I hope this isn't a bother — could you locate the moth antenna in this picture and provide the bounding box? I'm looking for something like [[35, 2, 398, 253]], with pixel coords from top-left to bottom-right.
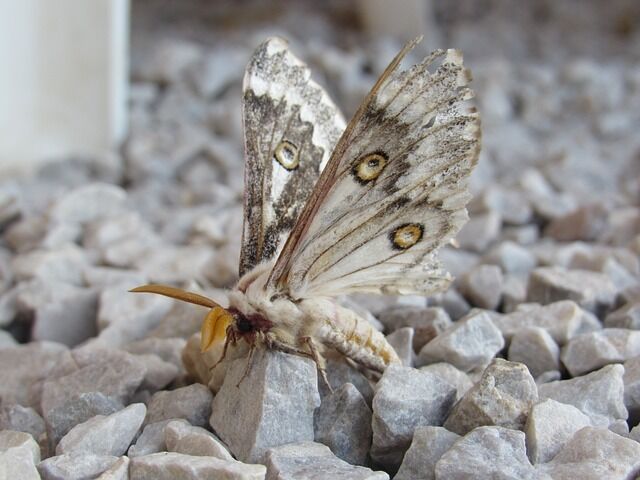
[[130, 284, 222, 309], [236, 345, 257, 388]]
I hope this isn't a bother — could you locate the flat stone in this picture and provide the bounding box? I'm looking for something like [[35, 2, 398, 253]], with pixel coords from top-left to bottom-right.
[[419, 363, 473, 401], [482, 241, 537, 275], [83, 266, 147, 289], [444, 359, 538, 435], [0, 329, 17, 348], [623, 355, 640, 423], [536, 370, 562, 384], [539, 427, 640, 479], [473, 185, 533, 225], [265, 441, 388, 480], [433, 288, 471, 320], [385, 327, 414, 366], [49, 183, 127, 225], [165, 420, 233, 461], [44, 392, 125, 450], [394, 426, 459, 480], [417, 310, 505, 372], [56, 403, 146, 456], [0, 341, 70, 408], [456, 211, 502, 252], [210, 349, 320, 463], [527, 267, 617, 315], [435, 427, 542, 480], [502, 225, 539, 245], [314, 383, 372, 466], [609, 419, 629, 436], [187, 47, 246, 98], [525, 399, 592, 464], [629, 423, 640, 443], [605, 301, 640, 329], [319, 356, 374, 405], [0, 431, 40, 480], [0, 404, 46, 442], [11, 245, 89, 285], [38, 453, 119, 480], [135, 353, 180, 392], [129, 452, 266, 480], [96, 456, 129, 480], [544, 204, 609, 242], [137, 245, 215, 285], [129, 420, 188, 458], [371, 365, 456, 470], [508, 327, 560, 378], [439, 247, 480, 279], [378, 306, 452, 352], [458, 264, 504, 310], [123, 337, 187, 371], [501, 274, 528, 313], [538, 364, 627, 426], [493, 300, 600, 344], [561, 329, 640, 376], [146, 384, 212, 427]]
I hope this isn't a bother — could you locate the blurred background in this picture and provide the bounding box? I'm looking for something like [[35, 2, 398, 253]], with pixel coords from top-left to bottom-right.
[[0, 0, 638, 345]]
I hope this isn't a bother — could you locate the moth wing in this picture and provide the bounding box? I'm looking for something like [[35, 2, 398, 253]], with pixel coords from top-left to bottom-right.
[[240, 37, 346, 277], [268, 40, 480, 298]]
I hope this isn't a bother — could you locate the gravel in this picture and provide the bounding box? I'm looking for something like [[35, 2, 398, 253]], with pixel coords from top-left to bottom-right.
[[1, 2, 638, 477]]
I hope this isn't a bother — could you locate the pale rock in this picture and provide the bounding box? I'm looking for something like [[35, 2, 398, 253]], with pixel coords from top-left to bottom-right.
[[187, 47, 247, 98], [12, 245, 89, 286], [544, 204, 609, 242], [501, 274, 528, 313], [128, 420, 188, 458], [314, 383, 372, 466], [623, 355, 640, 423], [0, 288, 18, 327], [438, 247, 480, 280], [39, 220, 82, 249], [524, 399, 592, 464], [394, 426, 459, 480], [137, 245, 215, 285], [135, 39, 203, 84], [135, 353, 180, 391], [265, 441, 388, 480], [458, 264, 503, 310], [444, 359, 538, 435], [606, 301, 640, 329], [385, 327, 414, 366], [456, 211, 502, 252], [96, 456, 129, 480], [56, 403, 146, 456], [102, 234, 164, 270], [527, 266, 617, 315], [0, 405, 45, 442], [4, 217, 48, 253], [433, 288, 471, 320], [539, 427, 640, 480], [508, 327, 560, 378], [0, 329, 17, 348], [0, 431, 40, 480], [435, 427, 543, 480], [49, 183, 127, 225], [165, 420, 233, 461], [83, 266, 147, 289], [210, 350, 320, 463], [419, 363, 473, 401], [318, 356, 374, 405], [538, 364, 627, 426], [629, 423, 640, 443], [561, 329, 640, 376], [83, 212, 149, 252], [37, 453, 119, 480], [502, 224, 539, 245], [371, 365, 456, 470], [472, 185, 533, 225], [609, 419, 630, 436], [493, 300, 600, 344], [482, 241, 537, 275], [378, 306, 452, 352], [146, 384, 213, 427], [417, 310, 504, 372], [124, 337, 187, 371]]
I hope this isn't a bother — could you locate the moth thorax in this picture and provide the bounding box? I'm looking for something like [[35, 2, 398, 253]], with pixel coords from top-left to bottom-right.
[[228, 307, 274, 338]]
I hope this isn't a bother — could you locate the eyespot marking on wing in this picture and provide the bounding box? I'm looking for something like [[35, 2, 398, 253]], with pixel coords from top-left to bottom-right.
[[274, 140, 300, 170], [352, 152, 388, 184], [390, 223, 424, 250]]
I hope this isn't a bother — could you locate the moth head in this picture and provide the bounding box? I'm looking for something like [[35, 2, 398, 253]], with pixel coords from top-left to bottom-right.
[[129, 284, 232, 353]]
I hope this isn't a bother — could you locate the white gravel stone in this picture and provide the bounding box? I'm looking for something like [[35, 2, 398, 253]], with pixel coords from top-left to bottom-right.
[[508, 327, 560, 378], [538, 427, 640, 479], [394, 426, 459, 480], [473, 185, 533, 225], [11, 245, 89, 286], [165, 420, 234, 461], [0, 405, 45, 442], [187, 47, 247, 98], [434, 288, 471, 320], [527, 266, 617, 315], [420, 363, 473, 403], [319, 356, 374, 405], [314, 383, 372, 466], [458, 264, 504, 310], [265, 441, 388, 480], [49, 183, 127, 225], [538, 364, 627, 426], [605, 301, 640, 329], [482, 241, 537, 275], [371, 365, 456, 470], [435, 427, 543, 480], [493, 300, 600, 344], [385, 327, 414, 366], [146, 384, 213, 427], [56, 403, 146, 456], [378, 306, 452, 352], [623, 355, 640, 423], [134, 353, 180, 392], [561, 328, 640, 376], [417, 310, 505, 372], [123, 337, 187, 371], [524, 399, 592, 464], [210, 350, 320, 463], [456, 211, 502, 252], [129, 452, 266, 480], [128, 419, 188, 458], [96, 456, 129, 480], [0, 431, 40, 480], [38, 453, 119, 480], [444, 359, 538, 435], [544, 204, 609, 242]]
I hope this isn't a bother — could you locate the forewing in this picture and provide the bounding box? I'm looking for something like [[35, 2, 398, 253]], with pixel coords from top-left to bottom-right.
[[268, 42, 480, 298], [240, 37, 346, 277]]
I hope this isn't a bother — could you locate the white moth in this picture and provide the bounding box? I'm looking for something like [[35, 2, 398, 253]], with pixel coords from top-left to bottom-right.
[[132, 37, 480, 377]]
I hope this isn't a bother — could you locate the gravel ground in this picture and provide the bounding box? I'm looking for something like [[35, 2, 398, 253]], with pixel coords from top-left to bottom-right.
[[1, 1, 640, 479]]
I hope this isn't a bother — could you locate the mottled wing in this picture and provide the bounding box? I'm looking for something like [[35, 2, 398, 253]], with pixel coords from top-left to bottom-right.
[[268, 41, 480, 298], [240, 37, 346, 277]]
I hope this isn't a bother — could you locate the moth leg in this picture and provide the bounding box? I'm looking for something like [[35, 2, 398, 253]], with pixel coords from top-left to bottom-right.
[[266, 336, 314, 360], [302, 336, 332, 393], [209, 327, 236, 372], [236, 344, 257, 388]]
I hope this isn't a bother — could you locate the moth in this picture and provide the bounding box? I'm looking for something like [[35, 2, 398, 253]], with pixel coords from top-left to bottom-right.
[[132, 37, 480, 378]]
